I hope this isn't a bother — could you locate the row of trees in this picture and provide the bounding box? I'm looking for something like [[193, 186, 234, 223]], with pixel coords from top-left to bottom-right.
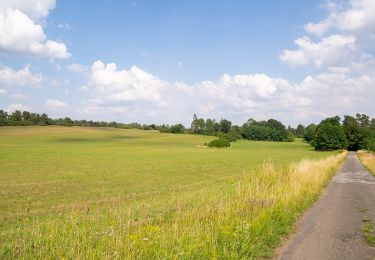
[[0, 110, 159, 130], [188, 114, 293, 142], [2, 109, 374, 151], [302, 114, 375, 151]]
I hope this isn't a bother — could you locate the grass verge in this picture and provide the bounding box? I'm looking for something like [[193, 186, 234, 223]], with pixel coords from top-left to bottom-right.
[[1, 151, 347, 259], [357, 150, 375, 176]]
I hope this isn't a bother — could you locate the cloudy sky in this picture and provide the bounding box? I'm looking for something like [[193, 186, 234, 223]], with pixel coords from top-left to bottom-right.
[[0, 0, 374, 126]]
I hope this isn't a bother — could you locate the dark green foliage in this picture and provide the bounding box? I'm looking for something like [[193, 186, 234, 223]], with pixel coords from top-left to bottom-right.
[[313, 119, 348, 150], [320, 116, 341, 127], [169, 124, 185, 134], [295, 124, 305, 138], [207, 138, 230, 148], [287, 130, 295, 142], [9, 110, 22, 121], [242, 119, 290, 142], [366, 137, 375, 151], [219, 119, 232, 133], [303, 124, 317, 143], [343, 115, 366, 151]]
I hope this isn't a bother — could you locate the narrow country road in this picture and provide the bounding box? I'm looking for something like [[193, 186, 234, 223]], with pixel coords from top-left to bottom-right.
[[276, 152, 375, 260]]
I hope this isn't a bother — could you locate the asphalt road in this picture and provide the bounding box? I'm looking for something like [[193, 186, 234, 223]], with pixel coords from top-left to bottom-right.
[[276, 152, 375, 260]]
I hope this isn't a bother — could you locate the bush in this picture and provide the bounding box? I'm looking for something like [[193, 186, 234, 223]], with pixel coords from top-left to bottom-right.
[[207, 138, 230, 148]]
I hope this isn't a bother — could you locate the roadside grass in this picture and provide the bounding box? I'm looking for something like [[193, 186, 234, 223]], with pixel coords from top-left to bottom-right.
[[0, 126, 344, 258], [357, 150, 375, 176]]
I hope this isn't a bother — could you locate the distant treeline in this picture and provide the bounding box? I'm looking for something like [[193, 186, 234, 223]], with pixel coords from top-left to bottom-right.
[[160, 114, 294, 142], [1, 109, 374, 151], [162, 113, 375, 151], [0, 109, 159, 130]]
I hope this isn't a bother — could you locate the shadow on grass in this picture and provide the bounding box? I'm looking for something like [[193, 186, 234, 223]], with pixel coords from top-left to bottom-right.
[[52, 135, 139, 143]]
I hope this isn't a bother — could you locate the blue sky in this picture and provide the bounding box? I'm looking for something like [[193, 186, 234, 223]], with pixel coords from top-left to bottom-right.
[[1, 0, 374, 126]]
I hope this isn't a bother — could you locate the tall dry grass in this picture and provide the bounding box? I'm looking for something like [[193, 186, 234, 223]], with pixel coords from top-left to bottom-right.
[[1, 152, 347, 259], [358, 150, 375, 176]]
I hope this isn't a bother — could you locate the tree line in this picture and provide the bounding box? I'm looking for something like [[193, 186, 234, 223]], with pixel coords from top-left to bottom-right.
[[170, 114, 294, 142], [1, 109, 374, 151], [301, 114, 375, 151], [0, 109, 159, 130]]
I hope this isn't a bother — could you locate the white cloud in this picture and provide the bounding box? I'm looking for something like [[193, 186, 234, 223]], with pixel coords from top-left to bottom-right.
[[88, 60, 167, 102], [45, 99, 67, 109], [0, 89, 7, 95], [305, 0, 375, 36], [0, 0, 70, 59], [67, 63, 87, 73], [0, 0, 56, 20], [6, 103, 31, 112], [0, 65, 42, 87], [81, 59, 375, 126], [280, 35, 356, 67]]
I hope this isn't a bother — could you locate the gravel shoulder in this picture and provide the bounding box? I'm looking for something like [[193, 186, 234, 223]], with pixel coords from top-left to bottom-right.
[[276, 152, 375, 260]]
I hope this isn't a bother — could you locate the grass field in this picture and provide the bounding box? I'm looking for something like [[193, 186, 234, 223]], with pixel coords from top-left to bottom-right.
[[358, 151, 375, 176], [0, 126, 345, 258]]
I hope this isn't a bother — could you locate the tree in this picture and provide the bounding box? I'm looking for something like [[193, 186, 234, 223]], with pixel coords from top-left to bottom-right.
[[196, 118, 205, 133], [343, 115, 366, 151], [9, 110, 22, 121], [169, 124, 185, 133], [191, 114, 198, 133], [303, 124, 317, 143], [219, 119, 232, 133], [40, 113, 50, 125], [295, 124, 305, 138], [0, 110, 8, 126], [205, 119, 215, 134], [356, 113, 370, 128], [313, 119, 348, 150], [22, 111, 31, 121], [0, 110, 8, 120]]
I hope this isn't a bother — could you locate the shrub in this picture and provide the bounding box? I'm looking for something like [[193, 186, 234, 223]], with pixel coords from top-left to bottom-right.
[[207, 138, 230, 148]]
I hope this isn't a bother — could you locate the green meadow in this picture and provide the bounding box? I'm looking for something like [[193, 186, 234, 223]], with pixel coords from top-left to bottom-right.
[[0, 126, 343, 258]]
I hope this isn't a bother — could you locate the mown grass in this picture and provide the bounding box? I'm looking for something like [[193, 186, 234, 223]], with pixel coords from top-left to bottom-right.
[[358, 150, 375, 176], [0, 126, 344, 258]]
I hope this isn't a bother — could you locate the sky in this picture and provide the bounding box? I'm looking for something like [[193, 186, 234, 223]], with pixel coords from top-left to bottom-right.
[[0, 0, 374, 127]]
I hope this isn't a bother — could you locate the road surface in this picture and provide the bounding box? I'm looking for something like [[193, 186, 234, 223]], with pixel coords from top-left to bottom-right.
[[276, 152, 375, 260]]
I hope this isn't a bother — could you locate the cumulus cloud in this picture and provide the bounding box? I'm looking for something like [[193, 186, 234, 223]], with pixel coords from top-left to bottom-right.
[[6, 103, 31, 112], [0, 89, 7, 95], [88, 60, 167, 102], [305, 0, 375, 36], [0, 65, 42, 87], [280, 35, 356, 67], [45, 99, 68, 110], [281, 0, 375, 69], [0, 0, 70, 59], [80, 59, 375, 126]]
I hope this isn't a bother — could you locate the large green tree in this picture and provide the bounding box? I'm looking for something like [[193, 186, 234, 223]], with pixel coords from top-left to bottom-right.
[[303, 124, 317, 143], [313, 117, 348, 150]]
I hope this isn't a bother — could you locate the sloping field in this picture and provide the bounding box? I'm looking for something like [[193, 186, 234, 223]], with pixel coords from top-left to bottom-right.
[[0, 126, 343, 258]]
